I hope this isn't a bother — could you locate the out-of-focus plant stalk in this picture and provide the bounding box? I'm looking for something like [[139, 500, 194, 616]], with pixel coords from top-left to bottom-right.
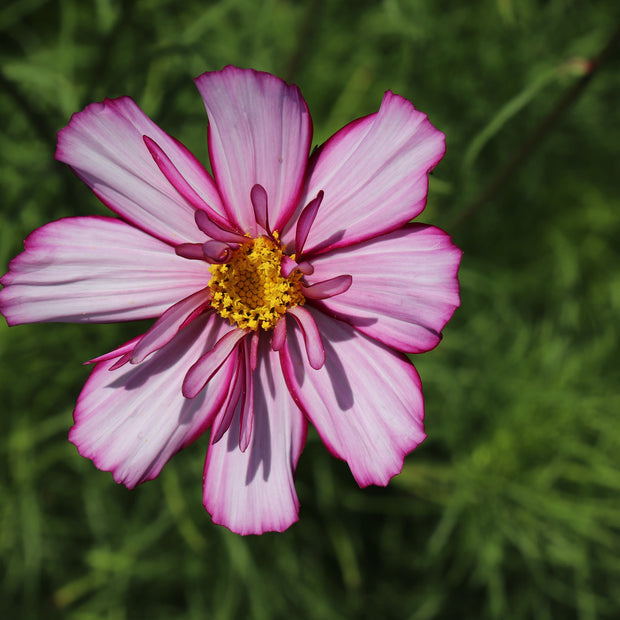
[[452, 22, 620, 230]]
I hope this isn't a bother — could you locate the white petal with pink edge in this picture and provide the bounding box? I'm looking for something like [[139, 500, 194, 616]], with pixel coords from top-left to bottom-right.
[[203, 337, 307, 535], [194, 66, 312, 235], [0, 216, 209, 325], [283, 91, 445, 255], [307, 224, 462, 353], [55, 96, 226, 245], [69, 313, 236, 488], [280, 307, 425, 487]]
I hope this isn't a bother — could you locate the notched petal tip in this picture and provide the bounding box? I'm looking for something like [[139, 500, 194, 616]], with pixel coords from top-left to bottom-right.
[[280, 308, 426, 487], [202, 337, 306, 535], [297, 90, 447, 255]]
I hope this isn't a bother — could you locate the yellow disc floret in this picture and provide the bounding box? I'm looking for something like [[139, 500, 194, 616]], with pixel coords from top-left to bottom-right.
[[208, 234, 305, 331]]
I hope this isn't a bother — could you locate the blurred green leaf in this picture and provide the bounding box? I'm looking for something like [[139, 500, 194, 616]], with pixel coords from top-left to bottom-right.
[[1, 1, 619, 619]]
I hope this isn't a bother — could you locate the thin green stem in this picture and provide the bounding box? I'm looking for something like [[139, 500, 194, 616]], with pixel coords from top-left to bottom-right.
[[451, 22, 620, 230]]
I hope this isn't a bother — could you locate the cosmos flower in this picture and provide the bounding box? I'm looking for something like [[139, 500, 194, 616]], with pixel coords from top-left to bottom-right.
[[0, 66, 461, 534]]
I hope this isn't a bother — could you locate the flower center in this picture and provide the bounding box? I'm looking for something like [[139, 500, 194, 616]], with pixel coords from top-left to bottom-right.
[[208, 234, 305, 331]]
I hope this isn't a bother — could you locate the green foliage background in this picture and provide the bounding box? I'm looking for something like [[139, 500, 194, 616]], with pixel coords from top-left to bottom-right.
[[1, 0, 619, 618]]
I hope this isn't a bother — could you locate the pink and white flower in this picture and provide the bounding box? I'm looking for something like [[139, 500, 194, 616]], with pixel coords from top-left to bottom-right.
[[0, 66, 461, 534]]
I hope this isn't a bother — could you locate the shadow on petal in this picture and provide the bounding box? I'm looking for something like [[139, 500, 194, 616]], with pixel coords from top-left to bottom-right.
[[311, 302, 379, 328], [286, 313, 354, 411], [223, 352, 273, 484], [108, 314, 222, 392]]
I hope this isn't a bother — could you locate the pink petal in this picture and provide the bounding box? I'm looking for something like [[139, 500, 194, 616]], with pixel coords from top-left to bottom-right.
[[282, 91, 445, 254], [296, 261, 314, 275], [238, 340, 255, 452], [194, 210, 246, 244], [130, 289, 211, 364], [175, 243, 207, 260], [182, 327, 247, 398], [280, 255, 298, 279], [0, 216, 209, 325], [287, 306, 325, 370], [249, 332, 259, 371], [85, 337, 142, 365], [300, 274, 352, 300], [109, 353, 133, 371], [201, 240, 234, 264], [280, 307, 426, 487], [294, 190, 324, 255], [250, 184, 270, 233], [56, 96, 226, 245], [203, 338, 308, 535], [194, 66, 312, 235], [307, 224, 462, 353], [271, 317, 287, 351], [211, 355, 243, 444], [69, 313, 236, 488], [143, 135, 231, 231]]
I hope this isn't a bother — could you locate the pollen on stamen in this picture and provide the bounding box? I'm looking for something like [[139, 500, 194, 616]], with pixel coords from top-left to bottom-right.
[[208, 235, 305, 331]]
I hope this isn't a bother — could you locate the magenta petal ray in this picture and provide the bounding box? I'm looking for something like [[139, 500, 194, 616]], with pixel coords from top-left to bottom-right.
[[194, 210, 246, 244], [250, 184, 270, 234], [211, 356, 243, 444], [287, 306, 325, 370], [284, 91, 445, 254], [271, 317, 287, 352], [202, 240, 233, 263], [295, 191, 323, 256], [238, 341, 255, 453], [143, 135, 231, 230], [175, 243, 206, 260], [194, 66, 312, 234], [131, 288, 211, 364], [182, 327, 247, 398], [300, 274, 352, 300]]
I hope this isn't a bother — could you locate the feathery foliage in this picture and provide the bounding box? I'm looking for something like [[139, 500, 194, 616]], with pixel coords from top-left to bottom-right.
[[1, 1, 619, 618]]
